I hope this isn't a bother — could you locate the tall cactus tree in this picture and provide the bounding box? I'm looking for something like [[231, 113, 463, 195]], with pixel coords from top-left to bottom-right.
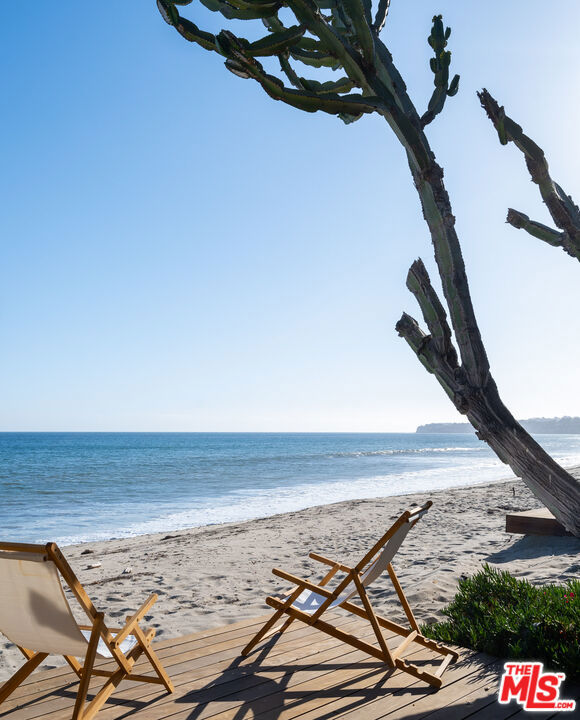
[[157, 0, 580, 535]]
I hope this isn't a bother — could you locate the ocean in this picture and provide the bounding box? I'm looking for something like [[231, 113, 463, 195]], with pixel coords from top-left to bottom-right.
[[2, 432, 580, 546]]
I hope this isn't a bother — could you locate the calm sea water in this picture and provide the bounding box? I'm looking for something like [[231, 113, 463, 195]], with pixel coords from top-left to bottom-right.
[[2, 432, 580, 546]]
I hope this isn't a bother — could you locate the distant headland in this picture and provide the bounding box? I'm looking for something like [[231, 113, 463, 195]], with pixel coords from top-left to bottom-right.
[[416, 417, 580, 434]]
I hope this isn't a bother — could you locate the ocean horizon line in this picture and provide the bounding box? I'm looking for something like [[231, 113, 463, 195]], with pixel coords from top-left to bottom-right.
[[0, 429, 433, 434]]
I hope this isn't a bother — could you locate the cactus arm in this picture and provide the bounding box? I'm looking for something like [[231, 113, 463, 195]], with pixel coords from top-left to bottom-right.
[[420, 15, 460, 127], [395, 313, 463, 410], [506, 209, 570, 251], [227, 0, 280, 12], [289, 47, 341, 69], [217, 35, 380, 115], [278, 52, 306, 89], [341, 0, 375, 65], [405, 258, 458, 367], [200, 0, 282, 21], [373, 0, 390, 33], [158, 2, 220, 51], [299, 76, 356, 94], [478, 88, 580, 261], [248, 25, 306, 56], [262, 15, 286, 32], [251, 75, 379, 115], [173, 16, 219, 50], [285, 0, 369, 86]]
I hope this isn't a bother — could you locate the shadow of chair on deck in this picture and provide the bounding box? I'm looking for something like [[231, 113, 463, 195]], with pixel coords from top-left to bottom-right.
[[168, 631, 453, 720]]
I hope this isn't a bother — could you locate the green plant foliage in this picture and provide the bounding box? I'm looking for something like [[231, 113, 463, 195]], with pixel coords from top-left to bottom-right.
[[421, 565, 580, 680]]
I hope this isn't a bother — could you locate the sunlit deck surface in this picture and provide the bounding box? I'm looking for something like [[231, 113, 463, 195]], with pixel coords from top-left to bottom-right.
[[1, 611, 575, 720]]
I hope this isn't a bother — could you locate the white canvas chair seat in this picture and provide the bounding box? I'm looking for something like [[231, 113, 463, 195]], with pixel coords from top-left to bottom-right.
[[242, 501, 459, 689], [292, 520, 413, 615], [0, 542, 174, 720], [79, 630, 138, 658]]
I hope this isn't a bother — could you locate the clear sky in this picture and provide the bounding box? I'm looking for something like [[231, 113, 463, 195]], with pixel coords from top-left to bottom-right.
[[1, 1, 579, 432]]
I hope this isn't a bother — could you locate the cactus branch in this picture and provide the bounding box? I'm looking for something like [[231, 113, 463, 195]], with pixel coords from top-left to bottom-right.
[[341, 0, 375, 65], [478, 88, 580, 261], [278, 52, 305, 89], [406, 258, 458, 367], [172, 16, 219, 51], [421, 15, 460, 128], [217, 39, 377, 116], [373, 0, 391, 34], [396, 312, 468, 414], [250, 76, 380, 116], [506, 209, 568, 249]]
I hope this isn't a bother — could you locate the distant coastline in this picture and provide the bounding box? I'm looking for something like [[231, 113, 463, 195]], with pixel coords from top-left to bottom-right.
[[417, 417, 580, 434]]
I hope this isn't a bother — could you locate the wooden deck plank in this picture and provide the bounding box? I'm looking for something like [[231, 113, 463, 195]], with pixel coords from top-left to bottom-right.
[[96, 632, 454, 720], [505, 508, 572, 536], [147, 627, 415, 720], [128, 645, 394, 720], [326, 654, 500, 720], [2, 611, 345, 708], [3, 612, 275, 699], [95, 616, 370, 720], [14, 618, 377, 720], [0, 614, 360, 719], [0, 612, 510, 720], [200, 645, 438, 720]]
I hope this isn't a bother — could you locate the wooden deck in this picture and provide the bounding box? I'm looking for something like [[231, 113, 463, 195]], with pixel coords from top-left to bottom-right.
[[505, 507, 572, 536], [0, 611, 575, 720]]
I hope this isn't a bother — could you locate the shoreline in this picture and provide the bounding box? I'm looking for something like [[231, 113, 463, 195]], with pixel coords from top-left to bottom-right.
[[1, 473, 579, 679], [58, 467, 580, 546], [5, 432, 580, 547]]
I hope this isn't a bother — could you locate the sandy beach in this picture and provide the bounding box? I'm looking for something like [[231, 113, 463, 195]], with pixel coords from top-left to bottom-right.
[[1, 474, 579, 680]]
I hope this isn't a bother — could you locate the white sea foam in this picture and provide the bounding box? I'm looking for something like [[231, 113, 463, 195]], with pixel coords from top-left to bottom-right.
[[56, 457, 512, 545], [23, 436, 580, 547]]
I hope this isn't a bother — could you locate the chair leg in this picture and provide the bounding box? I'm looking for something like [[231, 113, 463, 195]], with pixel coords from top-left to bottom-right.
[[241, 581, 307, 656], [81, 638, 146, 720], [131, 625, 174, 693], [241, 607, 287, 656], [72, 614, 103, 720], [256, 614, 296, 645], [387, 563, 419, 632], [277, 616, 295, 635], [0, 652, 49, 705], [65, 655, 83, 679], [353, 575, 395, 667]]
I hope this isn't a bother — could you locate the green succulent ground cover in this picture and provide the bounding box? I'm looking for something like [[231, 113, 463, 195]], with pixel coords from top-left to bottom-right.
[[421, 565, 580, 680]]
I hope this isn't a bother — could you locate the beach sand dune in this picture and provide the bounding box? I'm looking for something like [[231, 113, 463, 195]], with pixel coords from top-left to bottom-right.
[[1, 475, 579, 679]]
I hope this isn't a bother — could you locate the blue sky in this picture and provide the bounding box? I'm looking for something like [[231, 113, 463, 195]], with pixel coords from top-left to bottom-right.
[[1, 1, 579, 431]]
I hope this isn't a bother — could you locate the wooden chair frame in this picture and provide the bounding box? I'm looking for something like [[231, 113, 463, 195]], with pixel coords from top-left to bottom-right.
[[241, 501, 459, 688], [0, 542, 174, 720]]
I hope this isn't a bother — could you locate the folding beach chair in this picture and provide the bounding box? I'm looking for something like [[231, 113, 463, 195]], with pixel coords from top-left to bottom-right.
[[0, 542, 174, 719], [242, 500, 458, 688]]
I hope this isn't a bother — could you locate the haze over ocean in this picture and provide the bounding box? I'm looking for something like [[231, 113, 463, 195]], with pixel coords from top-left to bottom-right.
[[3, 432, 580, 546]]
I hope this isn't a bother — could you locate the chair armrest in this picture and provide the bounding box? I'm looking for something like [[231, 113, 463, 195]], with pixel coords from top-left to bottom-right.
[[309, 552, 352, 573], [309, 552, 336, 565], [272, 568, 334, 600], [112, 593, 158, 648], [407, 500, 433, 522], [79, 624, 123, 633]]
